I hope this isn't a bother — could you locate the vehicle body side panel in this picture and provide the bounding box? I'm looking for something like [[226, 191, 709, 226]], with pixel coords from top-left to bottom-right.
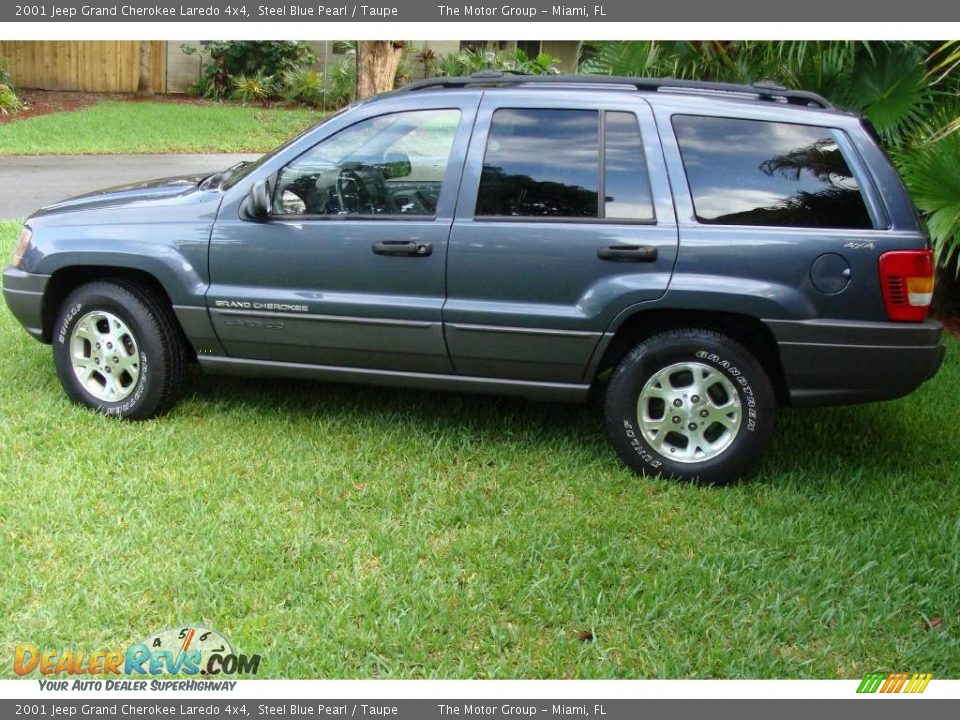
[[444, 91, 679, 383], [206, 92, 481, 373], [20, 185, 218, 308]]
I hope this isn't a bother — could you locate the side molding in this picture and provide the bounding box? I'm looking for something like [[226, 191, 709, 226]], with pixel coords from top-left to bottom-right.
[[198, 356, 591, 403]]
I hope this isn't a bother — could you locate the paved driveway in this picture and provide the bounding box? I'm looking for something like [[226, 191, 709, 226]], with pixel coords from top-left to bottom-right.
[[0, 153, 261, 219]]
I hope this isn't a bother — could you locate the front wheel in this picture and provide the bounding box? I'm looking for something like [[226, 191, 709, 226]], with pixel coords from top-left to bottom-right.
[[52, 281, 187, 419], [604, 329, 776, 485]]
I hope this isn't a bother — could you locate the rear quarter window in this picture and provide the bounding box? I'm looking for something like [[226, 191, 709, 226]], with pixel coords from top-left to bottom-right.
[[672, 115, 874, 230]]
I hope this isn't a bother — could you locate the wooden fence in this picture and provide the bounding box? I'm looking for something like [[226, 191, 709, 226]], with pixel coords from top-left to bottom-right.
[[0, 41, 166, 93]]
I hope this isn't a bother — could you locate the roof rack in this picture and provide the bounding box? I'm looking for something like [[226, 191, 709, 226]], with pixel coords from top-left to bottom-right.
[[397, 72, 835, 110]]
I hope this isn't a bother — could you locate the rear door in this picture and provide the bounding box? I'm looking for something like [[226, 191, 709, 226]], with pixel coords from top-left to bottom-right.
[[444, 93, 678, 383]]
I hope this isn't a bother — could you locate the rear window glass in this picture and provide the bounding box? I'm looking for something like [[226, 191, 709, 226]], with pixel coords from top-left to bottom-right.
[[672, 115, 873, 229]]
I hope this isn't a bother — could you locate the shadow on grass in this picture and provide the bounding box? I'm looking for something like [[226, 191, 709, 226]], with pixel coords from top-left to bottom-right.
[[756, 404, 918, 488], [188, 369, 605, 440], [181, 367, 928, 486]]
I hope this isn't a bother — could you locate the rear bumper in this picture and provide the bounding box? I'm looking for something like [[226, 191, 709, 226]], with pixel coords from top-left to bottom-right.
[[765, 318, 946, 407], [2, 265, 49, 342]]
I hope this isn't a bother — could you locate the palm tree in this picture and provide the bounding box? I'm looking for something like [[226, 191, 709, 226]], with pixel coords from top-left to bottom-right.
[[356, 41, 406, 99]]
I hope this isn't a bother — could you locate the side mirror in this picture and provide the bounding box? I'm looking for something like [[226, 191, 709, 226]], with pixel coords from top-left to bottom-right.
[[245, 179, 271, 219]]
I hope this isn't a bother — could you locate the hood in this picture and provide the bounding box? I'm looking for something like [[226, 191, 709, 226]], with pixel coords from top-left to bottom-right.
[[30, 174, 211, 218]]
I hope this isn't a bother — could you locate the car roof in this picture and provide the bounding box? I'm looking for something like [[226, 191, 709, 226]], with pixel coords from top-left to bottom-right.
[[388, 72, 855, 119]]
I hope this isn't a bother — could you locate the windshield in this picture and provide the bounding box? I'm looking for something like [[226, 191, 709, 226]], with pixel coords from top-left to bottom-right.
[[221, 106, 353, 190]]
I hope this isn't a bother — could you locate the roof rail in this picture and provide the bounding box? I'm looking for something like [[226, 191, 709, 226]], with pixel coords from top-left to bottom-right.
[[397, 72, 835, 110]]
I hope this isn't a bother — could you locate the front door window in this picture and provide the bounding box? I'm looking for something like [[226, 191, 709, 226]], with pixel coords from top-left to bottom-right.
[[271, 109, 462, 218]]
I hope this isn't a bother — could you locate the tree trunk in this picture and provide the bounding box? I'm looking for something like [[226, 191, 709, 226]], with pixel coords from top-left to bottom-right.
[[136, 41, 154, 97], [356, 41, 405, 99]]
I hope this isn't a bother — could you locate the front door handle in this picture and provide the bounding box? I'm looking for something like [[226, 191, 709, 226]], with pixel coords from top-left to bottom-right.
[[597, 244, 658, 262], [372, 240, 432, 257]]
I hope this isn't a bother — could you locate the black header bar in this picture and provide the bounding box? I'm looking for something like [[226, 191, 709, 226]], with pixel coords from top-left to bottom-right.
[[3, 0, 958, 22]]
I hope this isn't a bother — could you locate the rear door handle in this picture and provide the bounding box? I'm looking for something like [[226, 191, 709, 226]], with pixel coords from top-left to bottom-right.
[[372, 240, 432, 257], [597, 244, 658, 262]]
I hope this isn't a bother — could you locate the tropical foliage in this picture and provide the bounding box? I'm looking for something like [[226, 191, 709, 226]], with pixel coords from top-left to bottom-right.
[[182, 41, 317, 100], [430, 47, 561, 77], [0, 57, 22, 116], [0, 84, 20, 116], [280, 67, 326, 106], [230, 70, 278, 105], [578, 41, 960, 283]]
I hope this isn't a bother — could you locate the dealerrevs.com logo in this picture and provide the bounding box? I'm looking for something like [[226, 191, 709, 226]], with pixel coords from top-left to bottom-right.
[[14, 626, 261, 688]]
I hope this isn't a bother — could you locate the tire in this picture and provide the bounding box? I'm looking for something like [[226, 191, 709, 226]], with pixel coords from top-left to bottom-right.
[[604, 328, 776, 485], [52, 280, 187, 419]]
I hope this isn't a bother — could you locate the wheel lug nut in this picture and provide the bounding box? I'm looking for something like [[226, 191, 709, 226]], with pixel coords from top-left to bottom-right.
[[673, 399, 682, 407], [688, 423, 697, 431], [691, 395, 700, 403], [107, 342, 113, 349], [700, 409, 708, 418], [113, 357, 119, 363], [672, 416, 680, 424]]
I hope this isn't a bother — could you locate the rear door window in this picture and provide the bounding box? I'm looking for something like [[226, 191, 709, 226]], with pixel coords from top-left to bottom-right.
[[672, 115, 873, 229], [475, 108, 655, 222], [477, 108, 599, 218]]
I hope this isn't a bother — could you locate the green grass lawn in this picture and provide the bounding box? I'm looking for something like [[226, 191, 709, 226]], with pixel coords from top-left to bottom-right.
[[0, 101, 320, 155], [0, 218, 958, 679]]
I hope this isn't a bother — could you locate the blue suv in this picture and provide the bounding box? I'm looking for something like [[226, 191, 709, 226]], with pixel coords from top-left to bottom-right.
[[3, 74, 945, 483]]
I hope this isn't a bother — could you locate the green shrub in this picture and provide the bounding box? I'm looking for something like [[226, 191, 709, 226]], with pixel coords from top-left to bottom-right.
[[0, 57, 13, 88], [0, 83, 21, 116], [185, 41, 317, 100], [230, 71, 277, 104], [281, 67, 325, 106], [323, 58, 357, 109], [430, 47, 561, 77]]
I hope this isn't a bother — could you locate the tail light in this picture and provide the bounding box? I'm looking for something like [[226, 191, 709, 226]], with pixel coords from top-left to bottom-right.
[[879, 250, 934, 322]]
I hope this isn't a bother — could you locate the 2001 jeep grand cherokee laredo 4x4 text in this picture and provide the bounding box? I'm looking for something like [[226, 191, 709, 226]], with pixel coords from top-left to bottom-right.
[[2, 74, 947, 483]]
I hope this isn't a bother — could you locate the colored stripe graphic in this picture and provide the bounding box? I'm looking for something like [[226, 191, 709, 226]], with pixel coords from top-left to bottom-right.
[[857, 672, 886, 693], [857, 672, 932, 694], [906, 673, 933, 693]]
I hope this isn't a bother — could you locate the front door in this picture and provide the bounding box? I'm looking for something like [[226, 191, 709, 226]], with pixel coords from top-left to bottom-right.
[[444, 95, 679, 383], [207, 101, 476, 374]]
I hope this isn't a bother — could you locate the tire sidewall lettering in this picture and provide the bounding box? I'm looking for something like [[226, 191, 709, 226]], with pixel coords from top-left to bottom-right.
[[618, 346, 763, 471], [621, 419, 662, 469], [57, 299, 150, 415], [694, 349, 757, 432], [104, 351, 148, 415], [57, 302, 83, 344]]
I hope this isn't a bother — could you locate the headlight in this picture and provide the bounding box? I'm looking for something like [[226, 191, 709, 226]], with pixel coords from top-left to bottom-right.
[[12, 226, 31, 268]]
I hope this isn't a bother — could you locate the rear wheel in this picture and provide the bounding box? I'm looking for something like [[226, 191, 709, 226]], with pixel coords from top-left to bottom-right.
[[52, 281, 187, 419], [604, 328, 776, 484]]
